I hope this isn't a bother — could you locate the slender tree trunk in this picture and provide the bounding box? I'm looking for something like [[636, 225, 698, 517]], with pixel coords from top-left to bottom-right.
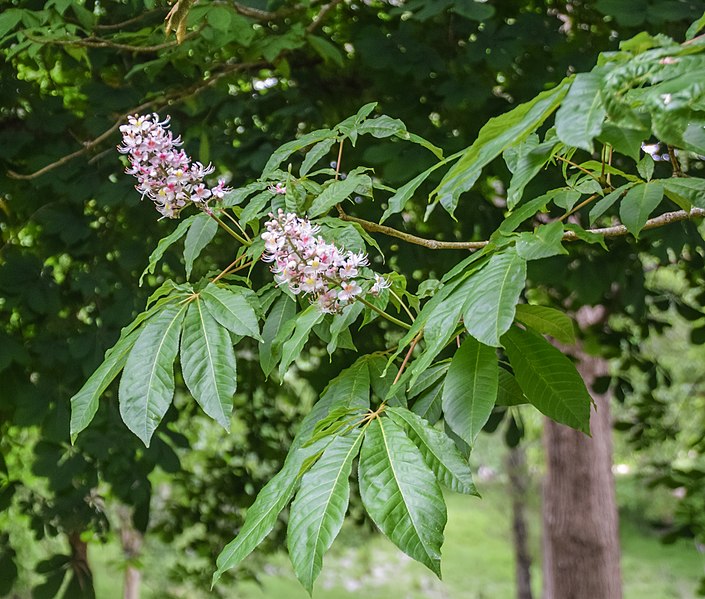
[[117, 506, 143, 599], [68, 531, 93, 594], [542, 348, 622, 599], [507, 444, 534, 599]]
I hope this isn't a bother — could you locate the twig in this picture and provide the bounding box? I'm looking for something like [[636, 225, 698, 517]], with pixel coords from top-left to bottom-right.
[[25, 32, 193, 53], [306, 0, 344, 33], [232, 2, 279, 20], [94, 10, 167, 31], [337, 206, 705, 251], [667, 145, 682, 177], [7, 61, 266, 180], [555, 154, 601, 181], [558, 193, 599, 222], [393, 333, 422, 385]]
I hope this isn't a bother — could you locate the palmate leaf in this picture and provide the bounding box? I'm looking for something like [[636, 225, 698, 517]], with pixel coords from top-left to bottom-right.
[[502, 326, 592, 434], [387, 407, 477, 495], [432, 79, 569, 216], [441, 336, 498, 447], [359, 417, 446, 577], [504, 137, 559, 209], [118, 304, 187, 447], [202, 283, 262, 340], [462, 248, 527, 347], [180, 298, 237, 430], [288, 429, 365, 594], [70, 327, 140, 443], [496, 368, 527, 407]]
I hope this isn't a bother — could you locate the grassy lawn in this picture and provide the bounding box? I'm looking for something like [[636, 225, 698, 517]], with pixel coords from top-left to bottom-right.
[[87, 481, 704, 599]]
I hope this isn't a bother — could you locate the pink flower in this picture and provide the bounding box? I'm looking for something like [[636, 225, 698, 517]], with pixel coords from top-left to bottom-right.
[[261, 210, 388, 313], [118, 113, 231, 219]]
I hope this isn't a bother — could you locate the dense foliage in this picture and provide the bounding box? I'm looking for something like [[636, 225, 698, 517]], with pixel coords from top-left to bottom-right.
[[2, 0, 705, 596]]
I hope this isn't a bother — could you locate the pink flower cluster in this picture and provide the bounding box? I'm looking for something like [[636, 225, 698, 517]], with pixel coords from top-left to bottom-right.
[[117, 113, 230, 219], [262, 210, 390, 313]]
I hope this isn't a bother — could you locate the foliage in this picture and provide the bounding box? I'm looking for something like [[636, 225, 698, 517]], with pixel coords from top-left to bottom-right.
[[3, 0, 705, 596]]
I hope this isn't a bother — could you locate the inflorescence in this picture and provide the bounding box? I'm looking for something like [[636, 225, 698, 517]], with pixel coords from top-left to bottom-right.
[[118, 113, 230, 219], [262, 210, 390, 313]]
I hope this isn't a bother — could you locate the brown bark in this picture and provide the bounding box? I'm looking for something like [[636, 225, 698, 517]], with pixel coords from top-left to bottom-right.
[[507, 445, 534, 599], [68, 531, 93, 593], [542, 348, 622, 599]]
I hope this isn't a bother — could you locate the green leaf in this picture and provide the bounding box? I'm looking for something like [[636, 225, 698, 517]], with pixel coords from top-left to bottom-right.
[[462, 249, 527, 347], [307, 34, 344, 67], [505, 139, 558, 209], [278, 306, 324, 377], [263, 129, 334, 178], [686, 12, 705, 40], [441, 336, 498, 446], [588, 183, 633, 225], [0, 9, 23, 38], [358, 417, 446, 577], [240, 190, 274, 225], [183, 213, 218, 279], [555, 71, 606, 152], [515, 222, 567, 261], [495, 192, 554, 236], [663, 177, 705, 209], [213, 444, 314, 585], [301, 138, 337, 177], [514, 304, 576, 344], [202, 283, 261, 340], [118, 305, 187, 446], [636, 154, 654, 181], [288, 430, 364, 593], [502, 326, 592, 434], [381, 166, 439, 223], [495, 369, 527, 406], [432, 80, 569, 216], [387, 407, 477, 495], [406, 274, 476, 386], [326, 302, 363, 354], [598, 123, 646, 161], [619, 181, 664, 237], [356, 115, 406, 139], [297, 357, 371, 443], [140, 215, 196, 285], [70, 328, 140, 442], [180, 299, 236, 430], [259, 294, 296, 377], [308, 174, 372, 217]]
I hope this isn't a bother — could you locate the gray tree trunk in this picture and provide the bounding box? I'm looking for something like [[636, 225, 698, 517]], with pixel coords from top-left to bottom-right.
[[542, 346, 622, 599]]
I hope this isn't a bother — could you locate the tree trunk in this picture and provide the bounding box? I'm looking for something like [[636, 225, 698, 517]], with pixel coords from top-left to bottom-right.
[[117, 506, 143, 599], [68, 531, 93, 594], [507, 444, 534, 599], [542, 350, 622, 599]]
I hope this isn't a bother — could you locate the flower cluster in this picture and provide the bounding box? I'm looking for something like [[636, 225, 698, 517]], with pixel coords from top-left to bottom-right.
[[118, 113, 230, 219], [262, 210, 390, 313]]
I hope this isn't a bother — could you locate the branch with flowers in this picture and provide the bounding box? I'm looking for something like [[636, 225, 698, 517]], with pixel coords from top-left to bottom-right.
[[70, 25, 705, 595]]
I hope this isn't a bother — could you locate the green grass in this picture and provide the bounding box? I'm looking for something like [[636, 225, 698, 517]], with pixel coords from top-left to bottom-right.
[[84, 481, 704, 599]]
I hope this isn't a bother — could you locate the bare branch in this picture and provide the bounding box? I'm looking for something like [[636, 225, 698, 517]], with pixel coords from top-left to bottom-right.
[[338, 207, 705, 251]]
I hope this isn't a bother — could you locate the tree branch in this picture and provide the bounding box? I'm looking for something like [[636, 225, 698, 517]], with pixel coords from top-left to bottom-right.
[[338, 207, 705, 251], [307, 0, 345, 33], [6, 61, 266, 180], [25, 32, 197, 53]]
